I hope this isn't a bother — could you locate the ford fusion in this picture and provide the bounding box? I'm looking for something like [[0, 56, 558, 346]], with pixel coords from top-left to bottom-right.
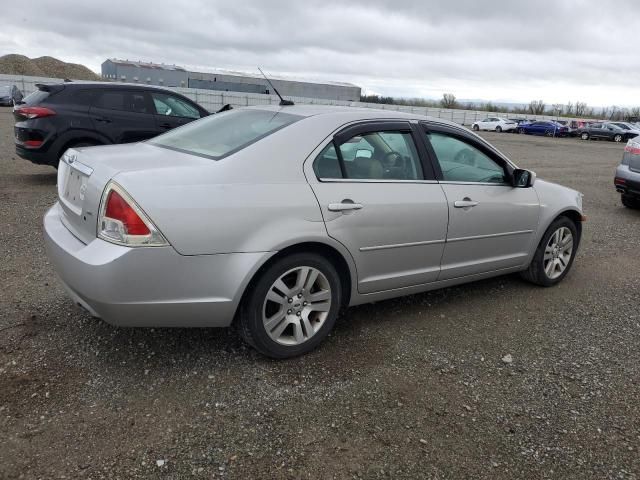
[[44, 106, 584, 358]]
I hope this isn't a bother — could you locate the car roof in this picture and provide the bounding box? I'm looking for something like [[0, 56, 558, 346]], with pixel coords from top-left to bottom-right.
[[244, 103, 456, 125], [36, 81, 179, 94]]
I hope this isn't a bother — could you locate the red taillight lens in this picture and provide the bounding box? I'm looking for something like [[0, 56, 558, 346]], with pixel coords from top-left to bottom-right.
[[614, 177, 626, 186], [14, 106, 56, 119], [104, 189, 150, 235], [23, 139, 44, 148]]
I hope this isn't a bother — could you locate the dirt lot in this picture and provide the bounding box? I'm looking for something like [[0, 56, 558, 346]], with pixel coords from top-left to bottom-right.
[[1, 106, 639, 480]]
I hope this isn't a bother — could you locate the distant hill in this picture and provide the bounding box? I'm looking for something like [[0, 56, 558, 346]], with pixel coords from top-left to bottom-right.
[[0, 54, 100, 80]]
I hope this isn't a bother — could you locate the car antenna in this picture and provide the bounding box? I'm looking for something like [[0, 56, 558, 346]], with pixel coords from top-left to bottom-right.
[[258, 67, 294, 106]]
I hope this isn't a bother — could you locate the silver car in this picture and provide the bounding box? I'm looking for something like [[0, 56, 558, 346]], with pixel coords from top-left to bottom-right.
[[44, 106, 585, 358]]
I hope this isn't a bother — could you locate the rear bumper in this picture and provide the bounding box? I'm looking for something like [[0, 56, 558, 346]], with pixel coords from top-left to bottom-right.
[[43, 203, 272, 327], [15, 144, 57, 166], [615, 165, 640, 197]]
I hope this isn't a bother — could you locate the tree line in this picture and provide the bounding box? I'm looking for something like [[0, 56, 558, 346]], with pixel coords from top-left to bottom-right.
[[360, 93, 640, 121]]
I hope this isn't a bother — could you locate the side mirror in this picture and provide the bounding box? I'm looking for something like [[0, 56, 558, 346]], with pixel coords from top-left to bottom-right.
[[513, 168, 536, 188]]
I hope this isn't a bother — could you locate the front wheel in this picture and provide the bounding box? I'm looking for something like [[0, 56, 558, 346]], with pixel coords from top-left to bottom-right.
[[472, 124, 480, 131], [614, 134, 623, 143], [580, 132, 589, 140], [521, 217, 578, 287], [496, 126, 502, 133], [518, 128, 526, 134], [238, 253, 342, 358]]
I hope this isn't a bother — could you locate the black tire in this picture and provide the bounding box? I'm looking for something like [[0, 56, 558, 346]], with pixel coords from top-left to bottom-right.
[[520, 217, 579, 287], [238, 252, 342, 359], [613, 134, 623, 143], [496, 126, 502, 133], [472, 124, 479, 131], [580, 132, 589, 141], [621, 194, 640, 209], [518, 128, 525, 134], [544, 129, 554, 137]]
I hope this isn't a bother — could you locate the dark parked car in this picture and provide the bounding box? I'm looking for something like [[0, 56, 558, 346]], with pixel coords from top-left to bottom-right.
[[615, 138, 640, 208], [518, 121, 569, 137], [0, 84, 23, 106], [14, 82, 209, 167], [577, 122, 638, 143]]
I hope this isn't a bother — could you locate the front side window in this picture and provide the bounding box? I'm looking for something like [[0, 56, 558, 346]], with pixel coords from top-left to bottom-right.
[[338, 131, 423, 180], [426, 132, 507, 184], [150, 109, 302, 160], [151, 92, 200, 119]]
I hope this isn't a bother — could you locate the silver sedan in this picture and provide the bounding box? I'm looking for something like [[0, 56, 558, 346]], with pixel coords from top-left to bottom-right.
[[44, 106, 585, 358]]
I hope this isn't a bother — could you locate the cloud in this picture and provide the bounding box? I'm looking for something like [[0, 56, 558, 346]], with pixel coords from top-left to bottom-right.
[[3, 0, 640, 105]]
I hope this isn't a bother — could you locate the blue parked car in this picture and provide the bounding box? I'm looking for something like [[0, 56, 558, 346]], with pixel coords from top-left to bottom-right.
[[518, 121, 569, 137]]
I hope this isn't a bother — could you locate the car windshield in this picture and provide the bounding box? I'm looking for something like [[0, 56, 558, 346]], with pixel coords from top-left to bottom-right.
[[150, 109, 303, 160]]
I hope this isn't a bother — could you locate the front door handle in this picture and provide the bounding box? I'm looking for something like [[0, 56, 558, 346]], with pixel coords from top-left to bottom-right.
[[328, 201, 363, 212], [159, 122, 172, 129], [94, 116, 112, 123], [454, 198, 479, 208]]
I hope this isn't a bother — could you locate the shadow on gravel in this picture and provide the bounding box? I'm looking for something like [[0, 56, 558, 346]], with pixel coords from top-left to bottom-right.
[[10, 172, 57, 185]]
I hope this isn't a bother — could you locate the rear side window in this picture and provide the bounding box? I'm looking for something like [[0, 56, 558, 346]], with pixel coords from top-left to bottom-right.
[[22, 90, 51, 105], [94, 90, 151, 113], [150, 109, 302, 160]]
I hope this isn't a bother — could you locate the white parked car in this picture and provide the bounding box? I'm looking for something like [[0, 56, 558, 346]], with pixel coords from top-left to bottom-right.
[[472, 117, 517, 133]]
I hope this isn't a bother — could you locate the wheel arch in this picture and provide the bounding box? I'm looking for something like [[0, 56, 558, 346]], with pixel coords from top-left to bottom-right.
[[232, 240, 356, 325], [54, 131, 110, 161]]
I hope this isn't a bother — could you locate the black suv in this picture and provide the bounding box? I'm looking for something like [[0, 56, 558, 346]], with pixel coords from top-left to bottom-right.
[[14, 82, 209, 167]]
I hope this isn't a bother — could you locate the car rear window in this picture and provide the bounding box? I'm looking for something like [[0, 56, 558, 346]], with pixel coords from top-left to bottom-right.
[[149, 109, 303, 160], [22, 89, 51, 105]]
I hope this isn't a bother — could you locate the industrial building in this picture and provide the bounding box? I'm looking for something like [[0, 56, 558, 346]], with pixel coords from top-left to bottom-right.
[[101, 59, 361, 102]]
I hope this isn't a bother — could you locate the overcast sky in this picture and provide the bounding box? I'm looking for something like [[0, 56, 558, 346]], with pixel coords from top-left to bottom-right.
[[2, 0, 639, 106]]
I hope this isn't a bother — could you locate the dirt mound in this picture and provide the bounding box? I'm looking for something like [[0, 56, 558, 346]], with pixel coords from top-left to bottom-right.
[[0, 54, 100, 80]]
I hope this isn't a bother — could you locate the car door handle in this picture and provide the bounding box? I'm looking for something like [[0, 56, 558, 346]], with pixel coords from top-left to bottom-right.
[[93, 116, 112, 123], [454, 198, 479, 208], [159, 122, 172, 129], [328, 201, 363, 212]]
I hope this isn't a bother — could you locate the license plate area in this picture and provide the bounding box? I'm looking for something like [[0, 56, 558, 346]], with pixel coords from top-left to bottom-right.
[[58, 157, 92, 216]]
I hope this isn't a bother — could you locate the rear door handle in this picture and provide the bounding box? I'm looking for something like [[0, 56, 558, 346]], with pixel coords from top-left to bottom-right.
[[159, 123, 172, 129], [454, 198, 479, 208], [94, 116, 112, 123], [328, 201, 363, 212]]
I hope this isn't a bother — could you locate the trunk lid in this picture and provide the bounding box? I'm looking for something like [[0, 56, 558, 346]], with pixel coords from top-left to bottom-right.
[[56, 142, 213, 244]]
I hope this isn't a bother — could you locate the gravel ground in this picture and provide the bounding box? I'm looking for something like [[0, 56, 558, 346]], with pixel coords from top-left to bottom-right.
[[1, 107, 639, 479]]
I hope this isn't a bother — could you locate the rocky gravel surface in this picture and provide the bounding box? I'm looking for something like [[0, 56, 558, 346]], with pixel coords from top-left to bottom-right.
[[0, 107, 639, 479]]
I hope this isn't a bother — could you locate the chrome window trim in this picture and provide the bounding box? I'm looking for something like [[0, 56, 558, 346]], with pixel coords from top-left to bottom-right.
[[438, 181, 512, 187], [317, 178, 439, 184]]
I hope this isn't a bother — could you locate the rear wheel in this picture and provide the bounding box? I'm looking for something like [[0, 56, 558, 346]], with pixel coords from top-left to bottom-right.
[[238, 253, 342, 358], [518, 128, 526, 134], [621, 194, 640, 209], [472, 124, 480, 131], [521, 217, 578, 287], [580, 132, 590, 140], [544, 129, 554, 137], [495, 126, 502, 133], [614, 134, 623, 143]]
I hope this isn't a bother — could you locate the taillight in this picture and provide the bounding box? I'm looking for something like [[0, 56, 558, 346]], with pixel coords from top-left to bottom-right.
[[23, 139, 44, 148], [98, 182, 168, 247], [14, 106, 56, 119], [615, 177, 626, 186]]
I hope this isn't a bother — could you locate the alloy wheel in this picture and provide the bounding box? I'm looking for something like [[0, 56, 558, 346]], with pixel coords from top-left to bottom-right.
[[262, 266, 332, 346], [614, 134, 623, 143], [543, 227, 573, 280]]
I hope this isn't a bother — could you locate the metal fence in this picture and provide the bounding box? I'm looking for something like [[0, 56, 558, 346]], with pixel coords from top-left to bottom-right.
[[0, 73, 570, 125]]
